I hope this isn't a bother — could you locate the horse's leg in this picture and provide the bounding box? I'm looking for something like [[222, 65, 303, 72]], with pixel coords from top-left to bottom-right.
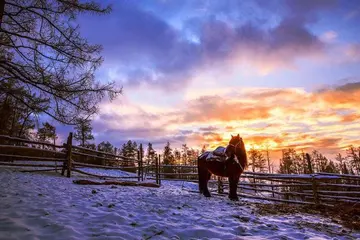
[[198, 167, 205, 194], [228, 175, 239, 201], [203, 171, 211, 197], [198, 158, 204, 194]]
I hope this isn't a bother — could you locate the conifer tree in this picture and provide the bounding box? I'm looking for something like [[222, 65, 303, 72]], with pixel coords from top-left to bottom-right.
[[73, 118, 94, 147]]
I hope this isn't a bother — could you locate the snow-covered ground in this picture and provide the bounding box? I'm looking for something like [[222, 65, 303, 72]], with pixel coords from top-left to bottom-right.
[[0, 166, 359, 240]]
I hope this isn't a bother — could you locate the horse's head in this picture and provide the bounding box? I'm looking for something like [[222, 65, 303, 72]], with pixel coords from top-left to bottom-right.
[[225, 134, 247, 167]]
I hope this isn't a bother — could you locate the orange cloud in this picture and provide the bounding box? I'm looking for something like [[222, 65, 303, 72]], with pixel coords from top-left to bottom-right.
[[93, 84, 359, 164]]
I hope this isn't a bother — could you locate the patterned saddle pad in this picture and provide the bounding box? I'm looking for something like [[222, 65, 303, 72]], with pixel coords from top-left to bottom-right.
[[199, 146, 227, 162]]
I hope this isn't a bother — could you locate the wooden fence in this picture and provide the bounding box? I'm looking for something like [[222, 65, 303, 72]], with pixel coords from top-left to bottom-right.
[[146, 163, 360, 206], [0, 133, 142, 180]]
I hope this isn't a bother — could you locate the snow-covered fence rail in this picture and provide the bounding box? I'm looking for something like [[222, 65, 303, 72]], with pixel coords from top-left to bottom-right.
[[0, 134, 67, 173], [145, 164, 360, 206]]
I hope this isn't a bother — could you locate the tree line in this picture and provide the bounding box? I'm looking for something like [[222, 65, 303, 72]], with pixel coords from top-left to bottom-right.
[[2, 113, 360, 175]]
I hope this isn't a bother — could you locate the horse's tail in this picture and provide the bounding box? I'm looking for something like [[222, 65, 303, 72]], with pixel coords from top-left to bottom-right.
[[197, 156, 200, 177]]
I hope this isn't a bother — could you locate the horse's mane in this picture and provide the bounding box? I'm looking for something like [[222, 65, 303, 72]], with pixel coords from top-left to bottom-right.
[[237, 140, 248, 168]]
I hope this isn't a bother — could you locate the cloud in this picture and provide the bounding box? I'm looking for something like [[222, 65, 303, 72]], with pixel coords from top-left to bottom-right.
[[344, 44, 360, 61], [79, 0, 334, 90], [177, 95, 271, 123], [315, 81, 360, 108], [199, 126, 219, 131], [320, 31, 338, 42]]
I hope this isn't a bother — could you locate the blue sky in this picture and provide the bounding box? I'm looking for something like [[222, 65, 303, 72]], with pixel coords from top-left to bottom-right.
[[52, 0, 360, 161]]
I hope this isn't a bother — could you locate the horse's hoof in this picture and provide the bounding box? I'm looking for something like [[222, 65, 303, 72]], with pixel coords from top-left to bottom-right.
[[204, 192, 211, 198]]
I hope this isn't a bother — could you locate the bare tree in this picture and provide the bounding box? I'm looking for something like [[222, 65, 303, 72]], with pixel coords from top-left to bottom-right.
[[0, 0, 121, 125]]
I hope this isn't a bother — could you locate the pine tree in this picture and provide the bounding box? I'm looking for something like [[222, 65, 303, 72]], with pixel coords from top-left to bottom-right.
[[163, 142, 174, 165], [120, 140, 137, 169], [335, 153, 345, 174], [145, 142, 156, 165], [187, 148, 199, 166], [248, 147, 266, 172], [74, 119, 94, 147], [279, 149, 296, 174], [36, 122, 57, 149], [174, 148, 181, 165], [37, 122, 57, 143], [347, 146, 360, 174], [163, 142, 175, 177], [181, 144, 189, 165], [0, 87, 37, 139], [97, 141, 114, 153]]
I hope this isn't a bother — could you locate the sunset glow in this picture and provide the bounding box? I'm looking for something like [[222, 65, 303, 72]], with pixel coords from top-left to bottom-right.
[[55, 0, 360, 164]]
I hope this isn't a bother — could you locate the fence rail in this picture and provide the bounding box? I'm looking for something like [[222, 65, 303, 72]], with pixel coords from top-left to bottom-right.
[[147, 163, 360, 206], [0, 133, 143, 179]]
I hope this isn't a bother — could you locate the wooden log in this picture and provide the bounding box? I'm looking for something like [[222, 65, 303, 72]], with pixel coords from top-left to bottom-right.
[[0, 154, 65, 162], [0, 162, 59, 168], [0, 145, 66, 156], [0, 135, 65, 148], [73, 179, 160, 188]]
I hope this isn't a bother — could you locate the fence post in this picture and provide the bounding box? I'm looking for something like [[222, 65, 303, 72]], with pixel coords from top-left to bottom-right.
[[155, 154, 159, 184], [61, 133, 72, 176], [54, 137, 57, 173], [312, 176, 319, 206], [158, 154, 161, 186], [137, 150, 140, 181], [63, 132, 73, 178], [140, 144, 144, 181], [217, 177, 224, 194]]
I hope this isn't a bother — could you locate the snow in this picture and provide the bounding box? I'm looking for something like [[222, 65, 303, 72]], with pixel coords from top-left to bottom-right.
[[0, 166, 359, 240]]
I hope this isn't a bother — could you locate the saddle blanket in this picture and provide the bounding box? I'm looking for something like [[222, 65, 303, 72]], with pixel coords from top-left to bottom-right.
[[199, 146, 227, 162]]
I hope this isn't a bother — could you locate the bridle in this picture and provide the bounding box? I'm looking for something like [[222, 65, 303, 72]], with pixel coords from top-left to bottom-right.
[[226, 139, 244, 170], [227, 139, 242, 156]]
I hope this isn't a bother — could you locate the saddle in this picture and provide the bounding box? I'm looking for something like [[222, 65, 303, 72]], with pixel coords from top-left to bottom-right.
[[202, 146, 227, 162]]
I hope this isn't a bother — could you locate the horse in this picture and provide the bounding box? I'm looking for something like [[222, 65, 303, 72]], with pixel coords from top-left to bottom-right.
[[197, 134, 247, 201]]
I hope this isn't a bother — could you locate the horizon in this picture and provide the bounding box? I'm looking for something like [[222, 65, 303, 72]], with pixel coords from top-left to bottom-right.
[[44, 0, 359, 166]]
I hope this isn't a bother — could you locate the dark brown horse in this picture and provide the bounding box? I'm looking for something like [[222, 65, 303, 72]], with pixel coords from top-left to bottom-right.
[[197, 134, 247, 201]]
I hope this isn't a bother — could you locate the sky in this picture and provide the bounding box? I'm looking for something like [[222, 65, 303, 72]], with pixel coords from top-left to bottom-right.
[[55, 0, 360, 162]]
